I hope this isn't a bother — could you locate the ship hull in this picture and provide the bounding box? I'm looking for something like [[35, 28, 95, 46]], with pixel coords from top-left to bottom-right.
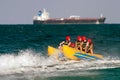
[[33, 17, 106, 24]]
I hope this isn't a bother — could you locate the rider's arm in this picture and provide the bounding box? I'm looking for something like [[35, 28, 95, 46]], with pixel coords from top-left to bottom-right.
[[59, 41, 65, 46]]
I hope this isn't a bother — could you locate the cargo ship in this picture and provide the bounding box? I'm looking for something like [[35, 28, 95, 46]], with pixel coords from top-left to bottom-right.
[[33, 9, 106, 24]]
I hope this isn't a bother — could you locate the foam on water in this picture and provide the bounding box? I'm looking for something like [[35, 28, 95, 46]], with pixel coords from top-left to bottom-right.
[[0, 49, 57, 75], [0, 49, 120, 75]]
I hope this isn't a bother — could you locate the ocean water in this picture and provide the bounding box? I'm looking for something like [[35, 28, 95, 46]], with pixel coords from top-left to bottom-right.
[[0, 24, 120, 80]]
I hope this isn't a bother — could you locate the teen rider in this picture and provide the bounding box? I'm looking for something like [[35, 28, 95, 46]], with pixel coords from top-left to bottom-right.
[[58, 36, 71, 61], [59, 36, 71, 47], [81, 36, 94, 55], [81, 36, 87, 52], [75, 36, 82, 51], [85, 38, 94, 55]]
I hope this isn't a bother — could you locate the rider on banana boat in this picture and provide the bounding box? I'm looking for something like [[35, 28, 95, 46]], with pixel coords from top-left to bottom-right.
[[81, 36, 87, 52], [85, 38, 94, 55], [59, 36, 71, 47], [81, 36, 94, 55], [70, 42, 75, 48], [75, 36, 82, 51], [58, 36, 71, 61]]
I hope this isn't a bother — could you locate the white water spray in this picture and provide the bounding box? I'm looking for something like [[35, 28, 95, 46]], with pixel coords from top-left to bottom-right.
[[0, 49, 120, 75]]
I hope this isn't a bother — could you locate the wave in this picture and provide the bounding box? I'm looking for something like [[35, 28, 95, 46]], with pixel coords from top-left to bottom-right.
[[0, 49, 120, 75]]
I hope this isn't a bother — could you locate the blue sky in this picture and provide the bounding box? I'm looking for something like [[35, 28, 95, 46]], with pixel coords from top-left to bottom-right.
[[0, 0, 120, 24]]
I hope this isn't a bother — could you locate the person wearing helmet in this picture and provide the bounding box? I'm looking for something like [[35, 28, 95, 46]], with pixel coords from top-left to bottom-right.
[[70, 42, 75, 48], [75, 36, 82, 51], [85, 38, 94, 55], [59, 36, 71, 47], [81, 36, 87, 52], [58, 36, 71, 61]]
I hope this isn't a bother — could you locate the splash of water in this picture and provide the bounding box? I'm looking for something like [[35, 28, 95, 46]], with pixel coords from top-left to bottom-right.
[[0, 49, 120, 75], [0, 49, 58, 75]]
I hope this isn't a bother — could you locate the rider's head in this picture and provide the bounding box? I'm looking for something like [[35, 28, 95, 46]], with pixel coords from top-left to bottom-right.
[[77, 36, 82, 41], [70, 43, 75, 48], [66, 36, 70, 41], [87, 39, 92, 43], [82, 36, 86, 42]]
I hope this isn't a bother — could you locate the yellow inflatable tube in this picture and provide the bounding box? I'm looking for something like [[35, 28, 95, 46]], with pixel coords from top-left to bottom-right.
[[62, 45, 103, 60], [48, 45, 103, 60]]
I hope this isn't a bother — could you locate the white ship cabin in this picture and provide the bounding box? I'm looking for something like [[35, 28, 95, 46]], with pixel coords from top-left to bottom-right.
[[33, 9, 49, 21], [69, 15, 80, 19]]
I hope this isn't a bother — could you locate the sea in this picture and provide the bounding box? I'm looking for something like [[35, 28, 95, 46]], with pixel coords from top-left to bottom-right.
[[0, 24, 120, 80]]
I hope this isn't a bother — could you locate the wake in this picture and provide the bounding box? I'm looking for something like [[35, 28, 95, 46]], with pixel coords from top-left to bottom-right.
[[0, 49, 120, 75]]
